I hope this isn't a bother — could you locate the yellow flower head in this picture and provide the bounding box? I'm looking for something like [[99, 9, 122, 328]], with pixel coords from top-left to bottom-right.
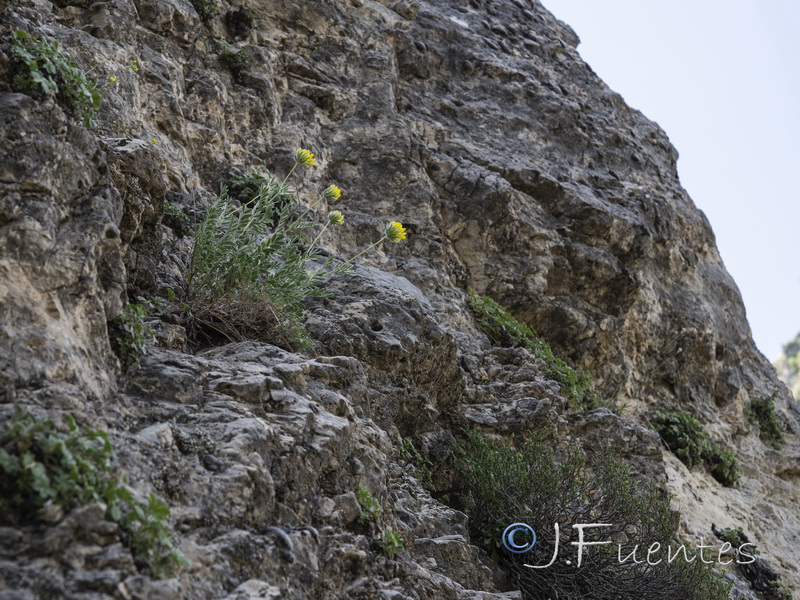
[[295, 148, 316, 166], [385, 221, 407, 242], [151, 138, 158, 144], [109, 76, 117, 83], [128, 60, 139, 72], [328, 210, 345, 226], [323, 184, 342, 201]]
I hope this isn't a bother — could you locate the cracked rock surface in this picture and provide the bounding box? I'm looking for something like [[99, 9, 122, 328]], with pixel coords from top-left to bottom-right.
[[1, 0, 798, 597]]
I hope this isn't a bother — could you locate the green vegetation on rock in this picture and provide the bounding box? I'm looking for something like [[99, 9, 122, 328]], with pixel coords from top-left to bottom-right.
[[0, 409, 114, 521], [183, 166, 341, 349], [468, 291, 607, 409], [380, 527, 405, 559], [456, 429, 732, 600], [718, 526, 743, 546], [0, 409, 189, 578], [397, 435, 433, 488], [746, 392, 785, 447], [216, 39, 251, 81], [651, 410, 740, 486], [228, 168, 275, 206], [181, 150, 407, 350], [10, 30, 102, 128], [355, 484, 383, 524], [163, 201, 189, 224], [111, 298, 163, 369], [191, 0, 220, 20]]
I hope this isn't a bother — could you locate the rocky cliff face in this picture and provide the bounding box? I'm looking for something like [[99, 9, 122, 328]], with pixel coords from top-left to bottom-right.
[[2, 0, 799, 598]]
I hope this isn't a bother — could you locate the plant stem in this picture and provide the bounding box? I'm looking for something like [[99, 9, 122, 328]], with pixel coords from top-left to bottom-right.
[[308, 222, 330, 249], [343, 235, 387, 265], [282, 161, 299, 185], [288, 195, 323, 231], [314, 235, 387, 278]]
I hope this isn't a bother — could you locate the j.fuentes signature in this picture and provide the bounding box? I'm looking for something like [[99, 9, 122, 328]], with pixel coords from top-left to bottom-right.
[[502, 522, 756, 568]]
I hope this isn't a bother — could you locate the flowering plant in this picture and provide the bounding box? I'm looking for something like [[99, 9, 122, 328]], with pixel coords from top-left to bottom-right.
[[183, 148, 407, 349]]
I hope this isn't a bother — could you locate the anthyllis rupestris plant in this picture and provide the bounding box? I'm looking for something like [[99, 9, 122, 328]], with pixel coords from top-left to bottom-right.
[[328, 210, 345, 225], [311, 220, 407, 278], [294, 147, 317, 166], [182, 148, 408, 349]]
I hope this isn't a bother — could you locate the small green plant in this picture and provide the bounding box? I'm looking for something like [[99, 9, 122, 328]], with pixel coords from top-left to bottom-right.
[[0, 409, 114, 521], [468, 292, 605, 409], [457, 429, 732, 599], [746, 392, 784, 446], [705, 446, 740, 487], [112, 298, 164, 368], [651, 410, 707, 469], [713, 525, 792, 599], [397, 435, 432, 488], [111, 487, 190, 579], [718, 526, 743, 546], [182, 149, 407, 350], [228, 169, 273, 205], [651, 410, 740, 486], [163, 201, 189, 224], [216, 39, 251, 81], [355, 484, 383, 524], [380, 527, 405, 559], [0, 409, 188, 578], [192, 0, 220, 20], [10, 30, 102, 128], [777, 583, 793, 600]]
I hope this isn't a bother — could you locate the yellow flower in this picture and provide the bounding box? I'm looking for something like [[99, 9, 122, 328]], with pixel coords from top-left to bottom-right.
[[328, 210, 344, 226], [323, 184, 341, 201], [128, 60, 139, 72], [295, 148, 316, 166], [151, 138, 158, 144], [385, 221, 407, 242], [109, 76, 117, 83]]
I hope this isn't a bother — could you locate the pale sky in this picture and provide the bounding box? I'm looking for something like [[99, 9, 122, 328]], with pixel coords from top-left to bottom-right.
[[541, 0, 800, 360]]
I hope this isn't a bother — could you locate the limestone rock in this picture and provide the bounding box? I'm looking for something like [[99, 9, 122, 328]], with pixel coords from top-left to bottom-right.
[[1, 0, 799, 597]]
